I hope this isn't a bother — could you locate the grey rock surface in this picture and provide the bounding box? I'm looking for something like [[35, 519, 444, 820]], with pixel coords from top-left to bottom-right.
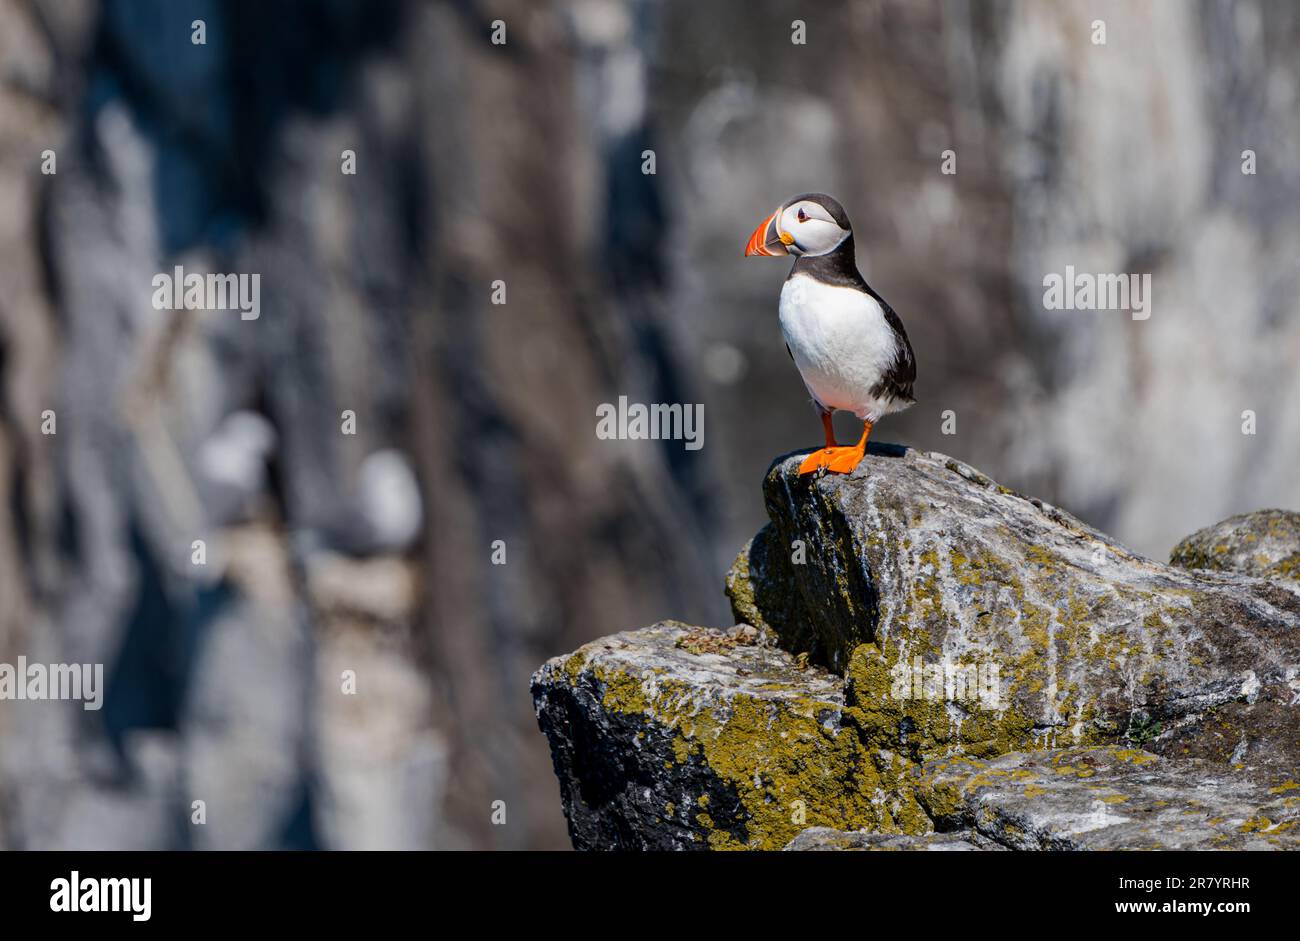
[[535, 447, 1300, 850], [735, 447, 1300, 762], [1171, 510, 1300, 584], [783, 827, 990, 851], [531, 622, 871, 850], [918, 747, 1300, 850]]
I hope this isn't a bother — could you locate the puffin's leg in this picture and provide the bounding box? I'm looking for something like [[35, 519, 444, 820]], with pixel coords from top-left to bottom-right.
[[797, 408, 840, 474], [826, 419, 873, 473]]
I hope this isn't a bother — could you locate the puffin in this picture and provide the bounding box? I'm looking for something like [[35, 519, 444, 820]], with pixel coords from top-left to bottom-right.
[[744, 193, 916, 475]]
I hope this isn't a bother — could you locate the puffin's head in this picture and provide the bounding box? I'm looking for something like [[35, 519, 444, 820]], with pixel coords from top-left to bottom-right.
[[744, 193, 852, 258]]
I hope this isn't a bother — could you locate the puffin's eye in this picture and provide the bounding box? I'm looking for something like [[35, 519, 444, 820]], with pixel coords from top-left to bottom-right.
[[797, 208, 808, 223]]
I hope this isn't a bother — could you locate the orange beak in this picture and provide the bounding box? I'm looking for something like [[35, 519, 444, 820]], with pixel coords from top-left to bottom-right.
[[744, 210, 789, 256]]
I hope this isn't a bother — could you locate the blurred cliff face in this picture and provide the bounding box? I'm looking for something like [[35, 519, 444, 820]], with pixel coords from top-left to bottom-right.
[[0, 0, 1297, 849], [663, 0, 1300, 564]]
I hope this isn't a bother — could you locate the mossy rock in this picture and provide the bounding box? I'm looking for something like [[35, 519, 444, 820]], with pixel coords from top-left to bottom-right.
[[783, 827, 992, 851], [725, 524, 818, 656], [1170, 509, 1300, 584], [531, 622, 920, 850], [738, 445, 1300, 762], [916, 746, 1300, 849], [536, 447, 1300, 850]]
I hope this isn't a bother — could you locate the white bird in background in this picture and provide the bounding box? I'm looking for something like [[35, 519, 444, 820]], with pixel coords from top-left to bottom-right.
[[356, 448, 423, 554], [195, 409, 278, 526], [296, 448, 423, 558], [197, 412, 421, 557]]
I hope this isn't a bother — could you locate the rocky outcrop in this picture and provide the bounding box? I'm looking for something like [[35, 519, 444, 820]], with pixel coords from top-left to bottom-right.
[[1171, 510, 1300, 584], [531, 622, 875, 850], [917, 747, 1299, 850], [533, 446, 1300, 850], [798, 745, 1300, 851]]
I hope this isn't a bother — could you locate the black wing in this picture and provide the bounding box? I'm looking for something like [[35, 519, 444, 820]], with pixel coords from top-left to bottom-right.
[[868, 293, 916, 404]]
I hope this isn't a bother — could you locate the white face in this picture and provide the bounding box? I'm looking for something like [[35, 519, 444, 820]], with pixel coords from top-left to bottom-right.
[[777, 200, 850, 256]]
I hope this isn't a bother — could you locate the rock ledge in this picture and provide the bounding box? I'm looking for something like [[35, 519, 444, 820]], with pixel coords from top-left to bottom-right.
[[533, 447, 1300, 850]]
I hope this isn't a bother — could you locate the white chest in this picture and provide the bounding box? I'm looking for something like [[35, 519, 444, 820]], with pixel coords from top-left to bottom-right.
[[778, 274, 899, 417]]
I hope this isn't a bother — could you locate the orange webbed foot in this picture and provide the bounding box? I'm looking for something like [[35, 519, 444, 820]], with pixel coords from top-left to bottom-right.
[[798, 445, 863, 476], [798, 447, 833, 475], [825, 445, 866, 474], [799, 415, 871, 476]]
